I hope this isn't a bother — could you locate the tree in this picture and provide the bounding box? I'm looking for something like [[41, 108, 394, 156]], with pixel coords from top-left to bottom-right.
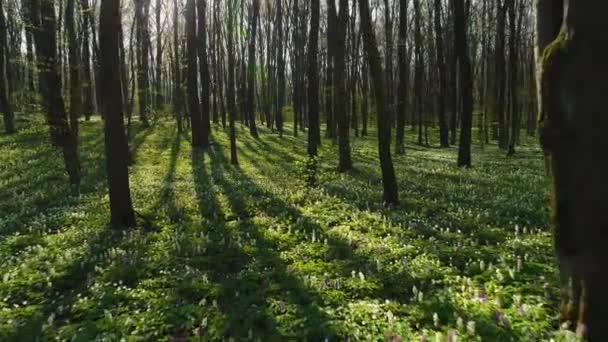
[[31, 0, 80, 185], [66, 0, 82, 137], [495, 0, 508, 149], [413, 0, 424, 146], [185, 0, 203, 148], [0, 0, 15, 134], [538, 1, 608, 338], [197, 0, 210, 144], [135, 0, 151, 126], [359, 0, 399, 206], [227, 0, 238, 165], [455, 0, 473, 168], [275, 0, 285, 136], [395, 0, 408, 155], [434, 0, 449, 147], [172, 0, 183, 132], [99, 0, 136, 227], [307, 0, 320, 157], [329, 0, 352, 172], [80, 0, 95, 121], [246, 0, 260, 138], [155, 0, 163, 108]]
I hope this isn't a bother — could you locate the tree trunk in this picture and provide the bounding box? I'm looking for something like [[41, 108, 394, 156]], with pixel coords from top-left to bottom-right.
[[0, 0, 15, 134], [66, 0, 81, 138], [434, 0, 449, 147], [359, 0, 399, 206], [307, 0, 320, 157], [185, 0, 203, 148], [495, 0, 508, 148], [247, 0, 259, 138], [155, 0, 163, 108], [413, 0, 424, 146], [227, 0, 238, 165], [31, 0, 80, 184], [197, 0, 210, 145], [454, 0, 472, 168], [80, 0, 94, 120], [99, 0, 136, 227], [395, 0, 408, 154], [538, 2, 608, 338], [329, 0, 352, 172], [275, 0, 285, 136], [135, 0, 150, 125]]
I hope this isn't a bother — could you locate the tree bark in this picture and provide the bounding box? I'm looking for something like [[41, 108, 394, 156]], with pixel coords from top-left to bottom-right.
[[227, 0, 238, 165], [99, 0, 136, 227], [538, 2, 608, 338], [0, 0, 15, 134], [455, 0, 473, 168], [197, 0, 210, 145], [396, 0, 408, 154], [434, 0, 449, 147], [66, 0, 81, 138], [329, 0, 352, 172], [247, 0, 260, 138], [307, 0, 320, 157], [185, 0, 203, 148], [31, 0, 81, 185], [359, 0, 399, 206]]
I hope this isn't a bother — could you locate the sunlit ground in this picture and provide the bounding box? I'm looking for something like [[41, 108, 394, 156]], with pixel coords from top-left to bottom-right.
[[0, 118, 571, 340]]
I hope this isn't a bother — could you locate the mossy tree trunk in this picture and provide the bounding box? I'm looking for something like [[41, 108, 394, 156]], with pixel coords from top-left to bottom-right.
[[538, 1, 608, 338]]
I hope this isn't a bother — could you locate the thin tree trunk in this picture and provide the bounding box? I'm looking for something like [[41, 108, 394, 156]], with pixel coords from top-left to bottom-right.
[[0, 0, 15, 134], [197, 0, 210, 145], [395, 0, 408, 154], [359, 0, 399, 206], [307, 0, 320, 157], [186, 0, 202, 148], [247, 0, 259, 138]]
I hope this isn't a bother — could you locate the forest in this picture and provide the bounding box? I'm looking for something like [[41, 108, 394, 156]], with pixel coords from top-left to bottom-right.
[[1, 0, 607, 339]]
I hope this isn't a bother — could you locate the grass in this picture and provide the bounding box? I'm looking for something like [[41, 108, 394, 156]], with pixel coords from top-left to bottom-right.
[[0, 118, 575, 341]]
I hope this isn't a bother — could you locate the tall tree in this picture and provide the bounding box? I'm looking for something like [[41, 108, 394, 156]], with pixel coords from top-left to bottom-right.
[[99, 0, 136, 227], [275, 0, 285, 136], [455, 0, 473, 167], [307, 0, 320, 157], [359, 0, 399, 206], [434, 0, 449, 147], [227, 0, 238, 165], [66, 0, 81, 137], [80, 0, 95, 120], [246, 0, 260, 138], [413, 0, 424, 146], [135, 0, 151, 125], [495, 0, 508, 148], [31, 0, 81, 184], [538, 1, 608, 338], [329, 0, 352, 172], [185, 0, 203, 148], [197, 0, 210, 145], [395, 0, 408, 154], [172, 0, 183, 131], [154, 0, 163, 108], [0, 0, 15, 134]]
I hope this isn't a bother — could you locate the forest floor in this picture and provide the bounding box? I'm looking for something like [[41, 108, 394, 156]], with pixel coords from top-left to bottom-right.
[[0, 119, 574, 340]]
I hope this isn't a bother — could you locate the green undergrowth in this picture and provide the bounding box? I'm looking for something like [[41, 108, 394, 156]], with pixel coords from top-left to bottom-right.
[[0, 119, 573, 341]]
